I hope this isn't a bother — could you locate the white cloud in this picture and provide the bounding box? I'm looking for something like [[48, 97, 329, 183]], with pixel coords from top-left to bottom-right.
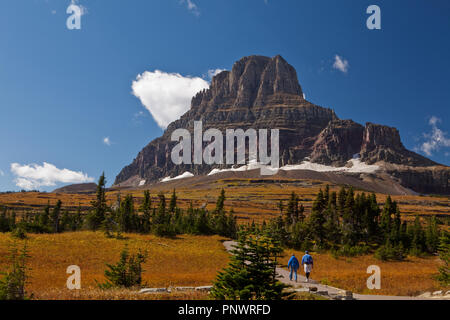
[[0, 170, 4, 176], [134, 111, 145, 118], [429, 115, 440, 126], [103, 137, 112, 146], [418, 116, 450, 156], [180, 0, 200, 16], [132, 111, 147, 125], [333, 55, 349, 73], [132, 70, 209, 129], [207, 68, 226, 80], [10, 162, 94, 190]]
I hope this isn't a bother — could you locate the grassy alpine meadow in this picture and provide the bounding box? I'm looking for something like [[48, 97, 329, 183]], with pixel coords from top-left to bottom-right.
[[0, 232, 229, 300], [0, 182, 448, 300], [0, 230, 447, 299]]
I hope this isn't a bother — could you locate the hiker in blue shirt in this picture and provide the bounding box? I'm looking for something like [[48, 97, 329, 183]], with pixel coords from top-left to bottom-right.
[[287, 254, 300, 282], [301, 251, 314, 282]]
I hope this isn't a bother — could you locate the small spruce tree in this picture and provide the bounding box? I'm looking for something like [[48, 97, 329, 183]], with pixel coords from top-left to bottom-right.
[[98, 245, 148, 289], [211, 229, 291, 300], [0, 241, 30, 300], [87, 173, 108, 231], [436, 232, 450, 286]]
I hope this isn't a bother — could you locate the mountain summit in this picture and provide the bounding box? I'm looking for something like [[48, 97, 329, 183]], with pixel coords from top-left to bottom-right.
[[192, 55, 304, 109], [114, 55, 449, 195]]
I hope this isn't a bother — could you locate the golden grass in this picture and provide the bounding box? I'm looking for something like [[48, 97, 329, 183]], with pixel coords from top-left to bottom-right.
[[0, 232, 228, 300], [0, 231, 447, 299], [32, 288, 209, 300], [0, 181, 449, 299], [281, 251, 447, 296]]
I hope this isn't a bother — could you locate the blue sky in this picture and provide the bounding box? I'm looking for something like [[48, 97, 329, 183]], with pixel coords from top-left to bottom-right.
[[0, 0, 449, 191]]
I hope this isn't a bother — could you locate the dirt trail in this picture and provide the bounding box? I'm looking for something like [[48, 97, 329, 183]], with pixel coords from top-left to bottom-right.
[[222, 241, 433, 300]]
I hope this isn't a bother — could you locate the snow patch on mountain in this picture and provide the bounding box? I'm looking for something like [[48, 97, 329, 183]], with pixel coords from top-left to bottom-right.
[[161, 172, 194, 182]]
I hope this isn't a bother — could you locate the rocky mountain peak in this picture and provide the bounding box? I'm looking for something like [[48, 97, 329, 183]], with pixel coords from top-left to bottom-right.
[[192, 55, 304, 110], [114, 55, 448, 195]]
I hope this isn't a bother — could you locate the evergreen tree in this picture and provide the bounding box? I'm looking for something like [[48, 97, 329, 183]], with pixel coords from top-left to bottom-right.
[[0, 207, 9, 232], [39, 202, 50, 229], [227, 209, 238, 239], [286, 192, 299, 225], [60, 210, 70, 232], [436, 232, 450, 286], [9, 211, 16, 230], [98, 245, 148, 289], [74, 204, 84, 231], [410, 216, 425, 255], [425, 216, 440, 253], [50, 200, 62, 233], [194, 209, 211, 235], [365, 193, 380, 240], [211, 229, 291, 300], [380, 196, 394, 236], [337, 186, 347, 218], [308, 190, 327, 247], [323, 185, 330, 206], [341, 187, 358, 245], [154, 193, 167, 224], [88, 173, 108, 231], [215, 189, 226, 214], [278, 200, 284, 217], [118, 194, 136, 232], [323, 194, 341, 246], [0, 241, 30, 300], [140, 190, 152, 233], [388, 206, 402, 245], [298, 204, 305, 222], [267, 215, 287, 246], [215, 211, 229, 237], [289, 221, 310, 250], [169, 189, 177, 213], [153, 192, 176, 237]]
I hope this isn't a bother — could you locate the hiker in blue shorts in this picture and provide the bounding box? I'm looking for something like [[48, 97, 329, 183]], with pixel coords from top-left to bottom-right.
[[301, 251, 314, 282], [287, 253, 300, 282]]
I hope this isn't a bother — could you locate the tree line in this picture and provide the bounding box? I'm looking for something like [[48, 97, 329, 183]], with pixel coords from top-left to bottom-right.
[[259, 185, 446, 261], [0, 173, 237, 239]]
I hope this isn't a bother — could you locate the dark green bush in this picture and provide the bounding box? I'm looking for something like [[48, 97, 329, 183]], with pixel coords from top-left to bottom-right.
[[98, 245, 148, 289], [375, 242, 405, 261]]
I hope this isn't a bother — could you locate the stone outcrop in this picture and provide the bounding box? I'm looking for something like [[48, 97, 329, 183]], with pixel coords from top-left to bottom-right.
[[361, 123, 437, 166], [310, 120, 364, 166], [114, 55, 449, 195], [388, 166, 449, 195]]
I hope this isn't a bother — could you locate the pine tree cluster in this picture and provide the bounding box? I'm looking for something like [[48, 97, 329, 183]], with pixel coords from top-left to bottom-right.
[[261, 186, 445, 261]]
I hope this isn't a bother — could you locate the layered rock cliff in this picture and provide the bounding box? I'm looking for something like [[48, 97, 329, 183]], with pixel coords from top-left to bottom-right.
[[114, 55, 449, 194]]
